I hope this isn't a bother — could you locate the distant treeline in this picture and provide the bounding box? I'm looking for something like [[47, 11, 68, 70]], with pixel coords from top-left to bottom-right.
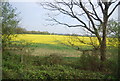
[[15, 27, 96, 37], [21, 31, 51, 35], [15, 27, 50, 35]]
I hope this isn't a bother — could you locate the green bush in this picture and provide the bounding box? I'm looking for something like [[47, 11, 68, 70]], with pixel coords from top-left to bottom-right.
[[2, 50, 24, 79], [104, 48, 118, 78], [79, 54, 100, 71], [2, 51, 21, 63], [2, 67, 19, 79], [62, 57, 81, 69], [103, 59, 118, 79], [34, 54, 63, 65], [22, 65, 105, 79]]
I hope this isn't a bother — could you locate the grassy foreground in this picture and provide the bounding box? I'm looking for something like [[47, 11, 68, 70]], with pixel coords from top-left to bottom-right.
[[3, 50, 105, 79], [2, 42, 118, 79]]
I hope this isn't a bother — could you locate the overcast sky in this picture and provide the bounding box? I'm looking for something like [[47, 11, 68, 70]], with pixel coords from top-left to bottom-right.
[[9, 0, 118, 35]]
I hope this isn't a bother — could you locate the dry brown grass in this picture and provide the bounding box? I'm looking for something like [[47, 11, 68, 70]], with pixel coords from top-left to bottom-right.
[[31, 48, 82, 57]]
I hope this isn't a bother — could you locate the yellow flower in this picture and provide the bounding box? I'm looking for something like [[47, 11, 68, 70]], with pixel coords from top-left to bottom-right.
[[11, 34, 118, 47]]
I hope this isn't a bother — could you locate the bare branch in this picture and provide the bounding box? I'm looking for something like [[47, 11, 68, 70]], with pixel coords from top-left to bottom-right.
[[108, 1, 120, 18], [73, 36, 98, 48], [52, 18, 83, 27], [41, 1, 97, 34], [88, 0, 102, 23], [79, 1, 98, 34], [98, 0, 104, 13]]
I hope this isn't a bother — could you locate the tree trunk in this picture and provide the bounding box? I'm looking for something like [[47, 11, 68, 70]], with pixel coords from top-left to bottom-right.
[[99, 4, 108, 71], [100, 22, 107, 71], [100, 40, 106, 71]]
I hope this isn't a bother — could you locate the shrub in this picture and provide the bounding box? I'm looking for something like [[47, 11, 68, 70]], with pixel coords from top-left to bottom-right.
[[3, 50, 116, 79], [103, 58, 118, 79], [45, 54, 63, 65], [2, 51, 21, 63], [103, 48, 118, 78], [2, 67, 19, 79], [22, 65, 105, 79], [34, 54, 63, 65], [79, 53, 100, 71]]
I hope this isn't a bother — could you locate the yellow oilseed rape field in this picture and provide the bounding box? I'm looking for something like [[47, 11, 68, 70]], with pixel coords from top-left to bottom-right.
[[12, 34, 118, 47]]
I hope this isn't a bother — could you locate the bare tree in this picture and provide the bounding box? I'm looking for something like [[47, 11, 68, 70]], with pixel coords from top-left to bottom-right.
[[40, 0, 120, 71]]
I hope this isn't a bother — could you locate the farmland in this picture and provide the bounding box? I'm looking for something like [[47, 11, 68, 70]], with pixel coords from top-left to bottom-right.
[[10, 34, 99, 57], [3, 34, 118, 79], [12, 34, 118, 49], [12, 34, 99, 46], [9, 34, 118, 57], [10, 34, 82, 57], [12, 34, 118, 46], [2, 1, 119, 80]]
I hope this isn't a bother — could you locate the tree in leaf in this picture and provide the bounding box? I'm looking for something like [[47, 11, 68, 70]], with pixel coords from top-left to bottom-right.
[[2, 2, 20, 50]]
